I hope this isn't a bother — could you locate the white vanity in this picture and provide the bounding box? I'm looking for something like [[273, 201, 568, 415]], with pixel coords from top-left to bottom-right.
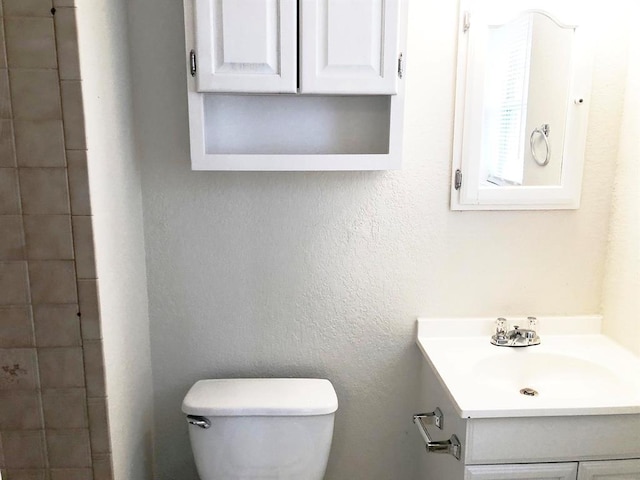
[[415, 317, 640, 480]]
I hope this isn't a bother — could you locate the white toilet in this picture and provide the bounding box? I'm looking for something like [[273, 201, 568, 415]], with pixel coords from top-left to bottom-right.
[[182, 378, 338, 480]]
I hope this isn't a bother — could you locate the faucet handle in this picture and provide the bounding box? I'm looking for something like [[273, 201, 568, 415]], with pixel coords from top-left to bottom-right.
[[528, 316, 537, 332], [491, 318, 509, 345]]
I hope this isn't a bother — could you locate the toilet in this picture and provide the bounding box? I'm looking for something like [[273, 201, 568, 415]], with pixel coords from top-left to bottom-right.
[[182, 378, 338, 479]]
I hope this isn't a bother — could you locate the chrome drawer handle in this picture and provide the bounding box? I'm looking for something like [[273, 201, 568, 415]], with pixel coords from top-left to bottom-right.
[[413, 408, 461, 460], [187, 415, 211, 429]]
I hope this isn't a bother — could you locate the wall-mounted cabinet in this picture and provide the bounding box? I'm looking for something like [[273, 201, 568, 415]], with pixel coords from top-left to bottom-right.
[[450, 0, 593, 209], [194, 0, 400, 95], [184, 0, 408, 170], [299, 0, 401, 95], [193, 0, 298, 93]]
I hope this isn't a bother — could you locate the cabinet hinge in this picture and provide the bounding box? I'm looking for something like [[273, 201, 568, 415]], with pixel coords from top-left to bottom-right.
[[190, 50, 197, 77], [454, 169, 462, 190], [463, 11, 471, 33], [397, 53, 404, 79]]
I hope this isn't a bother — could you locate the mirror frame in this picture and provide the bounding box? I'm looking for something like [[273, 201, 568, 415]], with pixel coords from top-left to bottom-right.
[[451, 0, 593, 210]]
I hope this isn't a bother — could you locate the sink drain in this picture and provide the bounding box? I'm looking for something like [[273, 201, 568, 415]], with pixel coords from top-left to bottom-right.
[[520, 387, 538, 397]]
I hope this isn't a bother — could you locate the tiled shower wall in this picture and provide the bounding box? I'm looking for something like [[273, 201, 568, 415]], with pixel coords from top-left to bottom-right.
[[0, 0, 111, 478]]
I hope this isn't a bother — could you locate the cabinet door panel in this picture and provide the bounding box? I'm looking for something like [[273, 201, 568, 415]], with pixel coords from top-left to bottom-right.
[[578, 459, 640, 479], [465, 463, 578, 480], [300, 0, 400, 94], [194, 0, 297, 93]]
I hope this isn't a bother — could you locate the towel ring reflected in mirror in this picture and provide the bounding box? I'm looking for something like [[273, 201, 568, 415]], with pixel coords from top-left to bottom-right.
[[530, 124, 551, 166]]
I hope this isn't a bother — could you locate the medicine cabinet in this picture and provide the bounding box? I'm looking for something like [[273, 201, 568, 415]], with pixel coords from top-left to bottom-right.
[[450, 0, 593, 210], [183, 0, 408, 171]]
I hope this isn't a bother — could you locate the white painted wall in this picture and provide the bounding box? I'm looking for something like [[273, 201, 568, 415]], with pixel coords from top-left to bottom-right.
[[602, 14, 640, 356], [126, 1, 629, 479], [76, 0, 154, 478]]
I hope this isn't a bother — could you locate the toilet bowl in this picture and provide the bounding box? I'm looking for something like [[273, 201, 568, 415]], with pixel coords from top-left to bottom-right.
[[182, 378, 338, 480]]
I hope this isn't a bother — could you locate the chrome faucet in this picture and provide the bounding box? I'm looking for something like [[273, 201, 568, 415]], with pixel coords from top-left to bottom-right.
[[490, 317, 540, 347]]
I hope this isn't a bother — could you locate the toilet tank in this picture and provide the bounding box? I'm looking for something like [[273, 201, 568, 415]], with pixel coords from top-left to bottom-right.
[[182, 378, 338, 480]]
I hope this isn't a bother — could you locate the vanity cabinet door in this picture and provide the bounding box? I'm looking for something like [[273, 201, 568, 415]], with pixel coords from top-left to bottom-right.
[[577, 459, 640, 479], [194, 0, 297, 93], [299, 0, 401, 94], [464, 463, 578, 480]]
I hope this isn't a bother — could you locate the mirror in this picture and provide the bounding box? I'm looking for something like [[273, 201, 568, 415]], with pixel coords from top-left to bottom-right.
[[483, 12, 573, 187], [451, 0, 593, 210]]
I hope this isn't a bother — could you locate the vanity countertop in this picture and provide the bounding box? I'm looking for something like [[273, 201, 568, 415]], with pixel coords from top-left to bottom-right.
[[416, 316, 640, 418]]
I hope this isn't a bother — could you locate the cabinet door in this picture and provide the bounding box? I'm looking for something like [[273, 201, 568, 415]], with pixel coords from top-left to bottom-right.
[[465, 463, 578, 480], [194, 0, 297, 93], [578, 459, 640, 479], [299, 0, 401, 94]]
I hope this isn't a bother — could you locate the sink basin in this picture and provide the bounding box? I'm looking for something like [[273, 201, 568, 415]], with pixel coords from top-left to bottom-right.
[[471, 352, 634, 400], [416, 316, 640, 418]]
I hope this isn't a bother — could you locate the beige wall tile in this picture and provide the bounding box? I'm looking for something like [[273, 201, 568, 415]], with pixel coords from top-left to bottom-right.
[[46, 430, 91, 468], [54, 7, 80, 80], [0, 306, 33, 347], [5, 17, 57, 69], [24, 215, 74, 260], [14, 120, 65, 167], [0, 123, 14, 168], [0, 215, 25, 260], [33, 304, 80, 347], [3, 0, 53, 16], [2, 431, 46, 468], [4, 470, 47, 480], [83, 340, 105, 397], [60, 81, 85, 149], [18, 168, 70, 215], [9, 70, 61, 120], [0, 390, 43, 429], [0, 24, 6, 69], [28, 260, 77, 304], [0, 70, 11, 118], [87, 397, 110, 454], [42, 388, 88, 429], [0, 168, 20, 214], [72, 216, 95, 278], [38, 346, 84, 388], [0, 120, 16, 166], [50, 469, 93, 480], [66, 150, 90, 215], [0, 261, 29, 305], [0, 348, 39, 390], [0, 5, 105, 477], [78, 279, 100, 340], [91, 453, 113, 480]]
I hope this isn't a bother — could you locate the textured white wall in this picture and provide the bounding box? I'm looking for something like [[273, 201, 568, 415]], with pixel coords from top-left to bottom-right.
[[602, 14, 640, 356], [126, 1, 629, 479], [76, 0, 155, 477]]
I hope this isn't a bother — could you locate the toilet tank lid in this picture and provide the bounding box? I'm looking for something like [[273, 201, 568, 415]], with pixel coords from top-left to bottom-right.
[[182, 378, 338, 416]]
